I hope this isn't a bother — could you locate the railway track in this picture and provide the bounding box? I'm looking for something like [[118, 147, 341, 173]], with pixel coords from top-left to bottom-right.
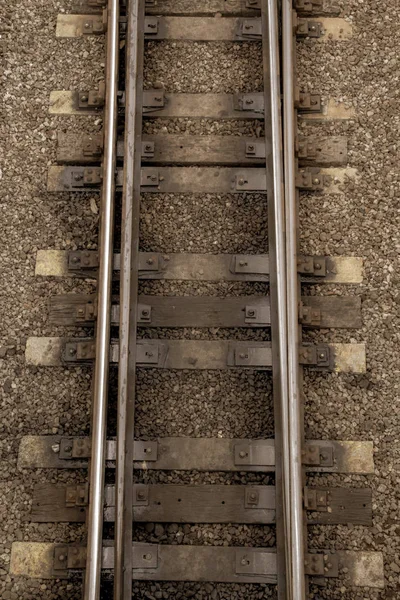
[[10, 1, 384, 599]]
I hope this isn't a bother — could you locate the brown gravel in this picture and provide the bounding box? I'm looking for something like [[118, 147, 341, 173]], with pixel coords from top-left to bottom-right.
[[0, 0, 399, 599]]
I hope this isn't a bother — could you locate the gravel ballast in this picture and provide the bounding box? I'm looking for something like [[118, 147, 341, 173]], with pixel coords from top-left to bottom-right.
[[0, 1, 399, 599]]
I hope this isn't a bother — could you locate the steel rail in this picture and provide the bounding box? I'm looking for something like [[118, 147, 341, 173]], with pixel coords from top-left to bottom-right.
[[114, 1, 145, 599], [261, 1, 292, 597], [83, 1, 120, 599], [282, 0, 306, 597]]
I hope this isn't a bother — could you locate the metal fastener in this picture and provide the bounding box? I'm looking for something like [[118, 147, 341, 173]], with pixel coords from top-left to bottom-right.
[[239, 450, 248, 458]]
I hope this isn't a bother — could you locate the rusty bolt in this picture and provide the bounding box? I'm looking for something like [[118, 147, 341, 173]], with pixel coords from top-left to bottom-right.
[[147, 258, 154, 265], [238, 178, 245, 186], [74, 174, 83, 181], [81, 95, 88, 102], [86, 176, 93, 183], [64, 445, 72, 452], [137, 490, 146, 500], [144, 553, 152, 561], [151, 175, 157, 182], [142, 310, 149, 317], [239, 450, 248, 458], [72, 256, 79, 263], [78, 308, 85, 315], [145, 145, 152, 151], [247, 145, 254, 151], [239, 353, 248, 359], [145, 447, 152, 454], [69, 348, 76, 356], [313, 178, 320, 185], [84, 22, 91, 28], [245, 98, 254, 105], [310, 25, 316, 31], [249, 492, 257, 501], [311, 98, 317, 105], [315, 263, 321, 270], [58, 554, 66, 562], [154, 96, 162, 102], [319, 353, 326, 359], [304, 265, 311, 272], [241, 556, 250, 565], [239, 260, 248, 267], [247, 309, 255, 317]]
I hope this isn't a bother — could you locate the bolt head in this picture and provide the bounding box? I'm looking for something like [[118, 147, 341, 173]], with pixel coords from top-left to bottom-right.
[[239, 450, 248, 458]]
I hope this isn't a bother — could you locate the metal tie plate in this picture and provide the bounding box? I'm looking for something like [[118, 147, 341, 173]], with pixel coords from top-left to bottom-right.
[[233, 255, 268, 275], [235, 550, 276, 575], [244, 305, 269, 325], [137, 342, 159, 365], [133, 544, 158, 569], [133, 440, 158, 462], [138, 304, 152, 324], [233, 93, 264, 114], [68, 250, 99, 270], [141, 168, 160, 188], [233, 346, 270, 367], [303, 444, 334, 467], [144, 16, 159, 35], [245, 140, 266, 159], [142, 141, 155, 158], [138, 253, 160, 272], [235, 171, 267, 192], [297, 255, 326, 276], [234, 442, 275, 467], [143, 90, 165, 113], [238, 18, 262, 39]]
